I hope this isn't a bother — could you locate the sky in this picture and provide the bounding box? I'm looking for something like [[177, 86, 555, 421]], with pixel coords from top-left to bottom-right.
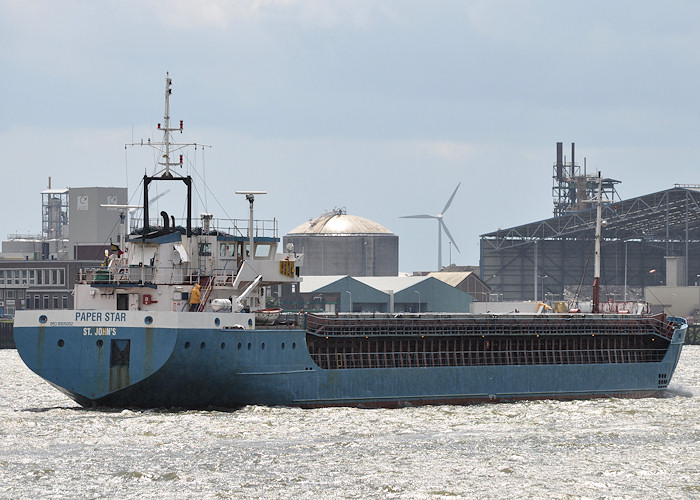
[[1, 0, 700, 274]]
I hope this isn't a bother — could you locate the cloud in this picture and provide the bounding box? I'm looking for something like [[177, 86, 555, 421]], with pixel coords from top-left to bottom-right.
[[417, 141, 478, 162], [139, 0, 396, 30]]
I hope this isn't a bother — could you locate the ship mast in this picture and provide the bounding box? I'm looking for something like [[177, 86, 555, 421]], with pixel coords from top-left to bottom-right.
[[592, 172, 602, 313], [126, 73, 209, 239], [158, 73, 183, 178], [236, 191, 267, 261], [127, 73, 203, 177]]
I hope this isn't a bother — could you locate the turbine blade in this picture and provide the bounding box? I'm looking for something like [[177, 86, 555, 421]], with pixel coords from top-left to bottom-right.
[[149, 189, 171, 205], [400, 214, 436, 219], [440, 219, 461, 253], [441, 182, 461, 214]]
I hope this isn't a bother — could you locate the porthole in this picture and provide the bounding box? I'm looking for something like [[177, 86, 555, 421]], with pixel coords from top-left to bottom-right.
[[281, 342, 285, 350], [57, 339, 64, 347], [215, 318, 221, 327], [248, 318, 253, 326], [261, 342, 265, 350], [220, 342, 226, 350], [184, 341, 191, 349], [292, 342, 296, 349], [39, 315, 48, 324], [145, 316, 153, 325], [96, 339, 103, 348], [247, 343, 251, 350], [237, 342, 242, 350], [200, 342, 206, 349]]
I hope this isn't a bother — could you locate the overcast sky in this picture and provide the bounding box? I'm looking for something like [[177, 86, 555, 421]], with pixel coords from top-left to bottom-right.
[[1, 0, 699, 273]]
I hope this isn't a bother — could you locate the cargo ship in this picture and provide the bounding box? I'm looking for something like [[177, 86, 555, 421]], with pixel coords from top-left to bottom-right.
[[13, 76, 687, 409]]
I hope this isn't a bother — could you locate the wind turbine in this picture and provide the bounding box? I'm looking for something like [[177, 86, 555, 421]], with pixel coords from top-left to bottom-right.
[[401, 182, 461, 271]]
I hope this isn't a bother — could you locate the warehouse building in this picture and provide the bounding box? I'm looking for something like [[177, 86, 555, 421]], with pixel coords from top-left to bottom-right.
[[281, 275, 472, 313]]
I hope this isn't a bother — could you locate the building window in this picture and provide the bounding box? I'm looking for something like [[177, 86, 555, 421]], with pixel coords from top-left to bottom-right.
[[62, 295, 68, 309], [53, 296, 59, 309], [14, 270, 20, 285], [43, 295, 49, 309], [6, 290, 14, 299], [199, 242, 212, 256], [0, 270, 4, 285], [52, 269, 58, 285], [29, 270, 36, 285], [220, 243, 236, 257], [21, 270, 27, 285], [18, 290, 24, 299], [34, 296, 40, 309]]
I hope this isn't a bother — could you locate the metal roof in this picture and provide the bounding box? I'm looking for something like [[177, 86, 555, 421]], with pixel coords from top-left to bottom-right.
[[299, 275, 349, 293], [481, 186, 700, 250], [426, 271, 475, 287], [299, 275, 430, 294], [288, 212, 394, 235], [354, 276, 428, 292]]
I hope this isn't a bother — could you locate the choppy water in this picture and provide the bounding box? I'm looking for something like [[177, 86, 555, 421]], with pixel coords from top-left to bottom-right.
[[0, 347, 698, 499]]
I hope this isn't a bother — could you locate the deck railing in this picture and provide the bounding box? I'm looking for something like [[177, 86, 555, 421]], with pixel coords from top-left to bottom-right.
[[129, 216, 278, 239], [77, 265, 242, 287], [306, 313, 676, 340]]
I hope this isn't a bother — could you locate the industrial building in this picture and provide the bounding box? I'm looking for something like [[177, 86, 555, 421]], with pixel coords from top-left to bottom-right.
[[0, 260, 87, 316], [0, 182, 127, 316], [287, 275, 472, 313], [480, 143, 700, 306], [283, 209, 399, 276], [3, 184, 127, 261]]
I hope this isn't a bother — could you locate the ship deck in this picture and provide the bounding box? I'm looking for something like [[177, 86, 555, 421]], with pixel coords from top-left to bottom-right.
[[302, 313, 677, 374], [304, 312, 675, 339]]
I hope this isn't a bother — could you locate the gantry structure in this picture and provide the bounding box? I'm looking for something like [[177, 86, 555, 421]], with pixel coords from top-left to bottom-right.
[[480, 184, 700, 302]]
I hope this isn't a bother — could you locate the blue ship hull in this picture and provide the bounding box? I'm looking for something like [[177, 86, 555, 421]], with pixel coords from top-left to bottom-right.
[[14, 311, 687, 409]]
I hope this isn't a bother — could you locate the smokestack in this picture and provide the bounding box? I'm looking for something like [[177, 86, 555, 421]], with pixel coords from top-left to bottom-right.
[[571, 143, 575, 169], [556, 142, 563, 180]]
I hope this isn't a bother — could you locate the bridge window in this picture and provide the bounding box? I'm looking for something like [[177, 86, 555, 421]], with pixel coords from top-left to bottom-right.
[[199, 242, 212, 256], [220, 243, 236, 258], [254, 243, 272, 259]]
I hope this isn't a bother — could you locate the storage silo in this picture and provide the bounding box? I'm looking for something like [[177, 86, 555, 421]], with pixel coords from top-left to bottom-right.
[[284, 209, 399, 277]]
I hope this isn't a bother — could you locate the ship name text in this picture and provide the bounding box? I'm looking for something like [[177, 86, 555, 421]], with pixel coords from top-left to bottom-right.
[[75, 312, 127, 322]]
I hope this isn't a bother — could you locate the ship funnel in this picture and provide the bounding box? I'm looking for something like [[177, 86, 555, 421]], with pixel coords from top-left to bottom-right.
[[161, 211, 170, 231]]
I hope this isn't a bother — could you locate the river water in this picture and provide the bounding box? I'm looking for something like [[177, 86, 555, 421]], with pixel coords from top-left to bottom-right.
[[0, 347, 698, 499]]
